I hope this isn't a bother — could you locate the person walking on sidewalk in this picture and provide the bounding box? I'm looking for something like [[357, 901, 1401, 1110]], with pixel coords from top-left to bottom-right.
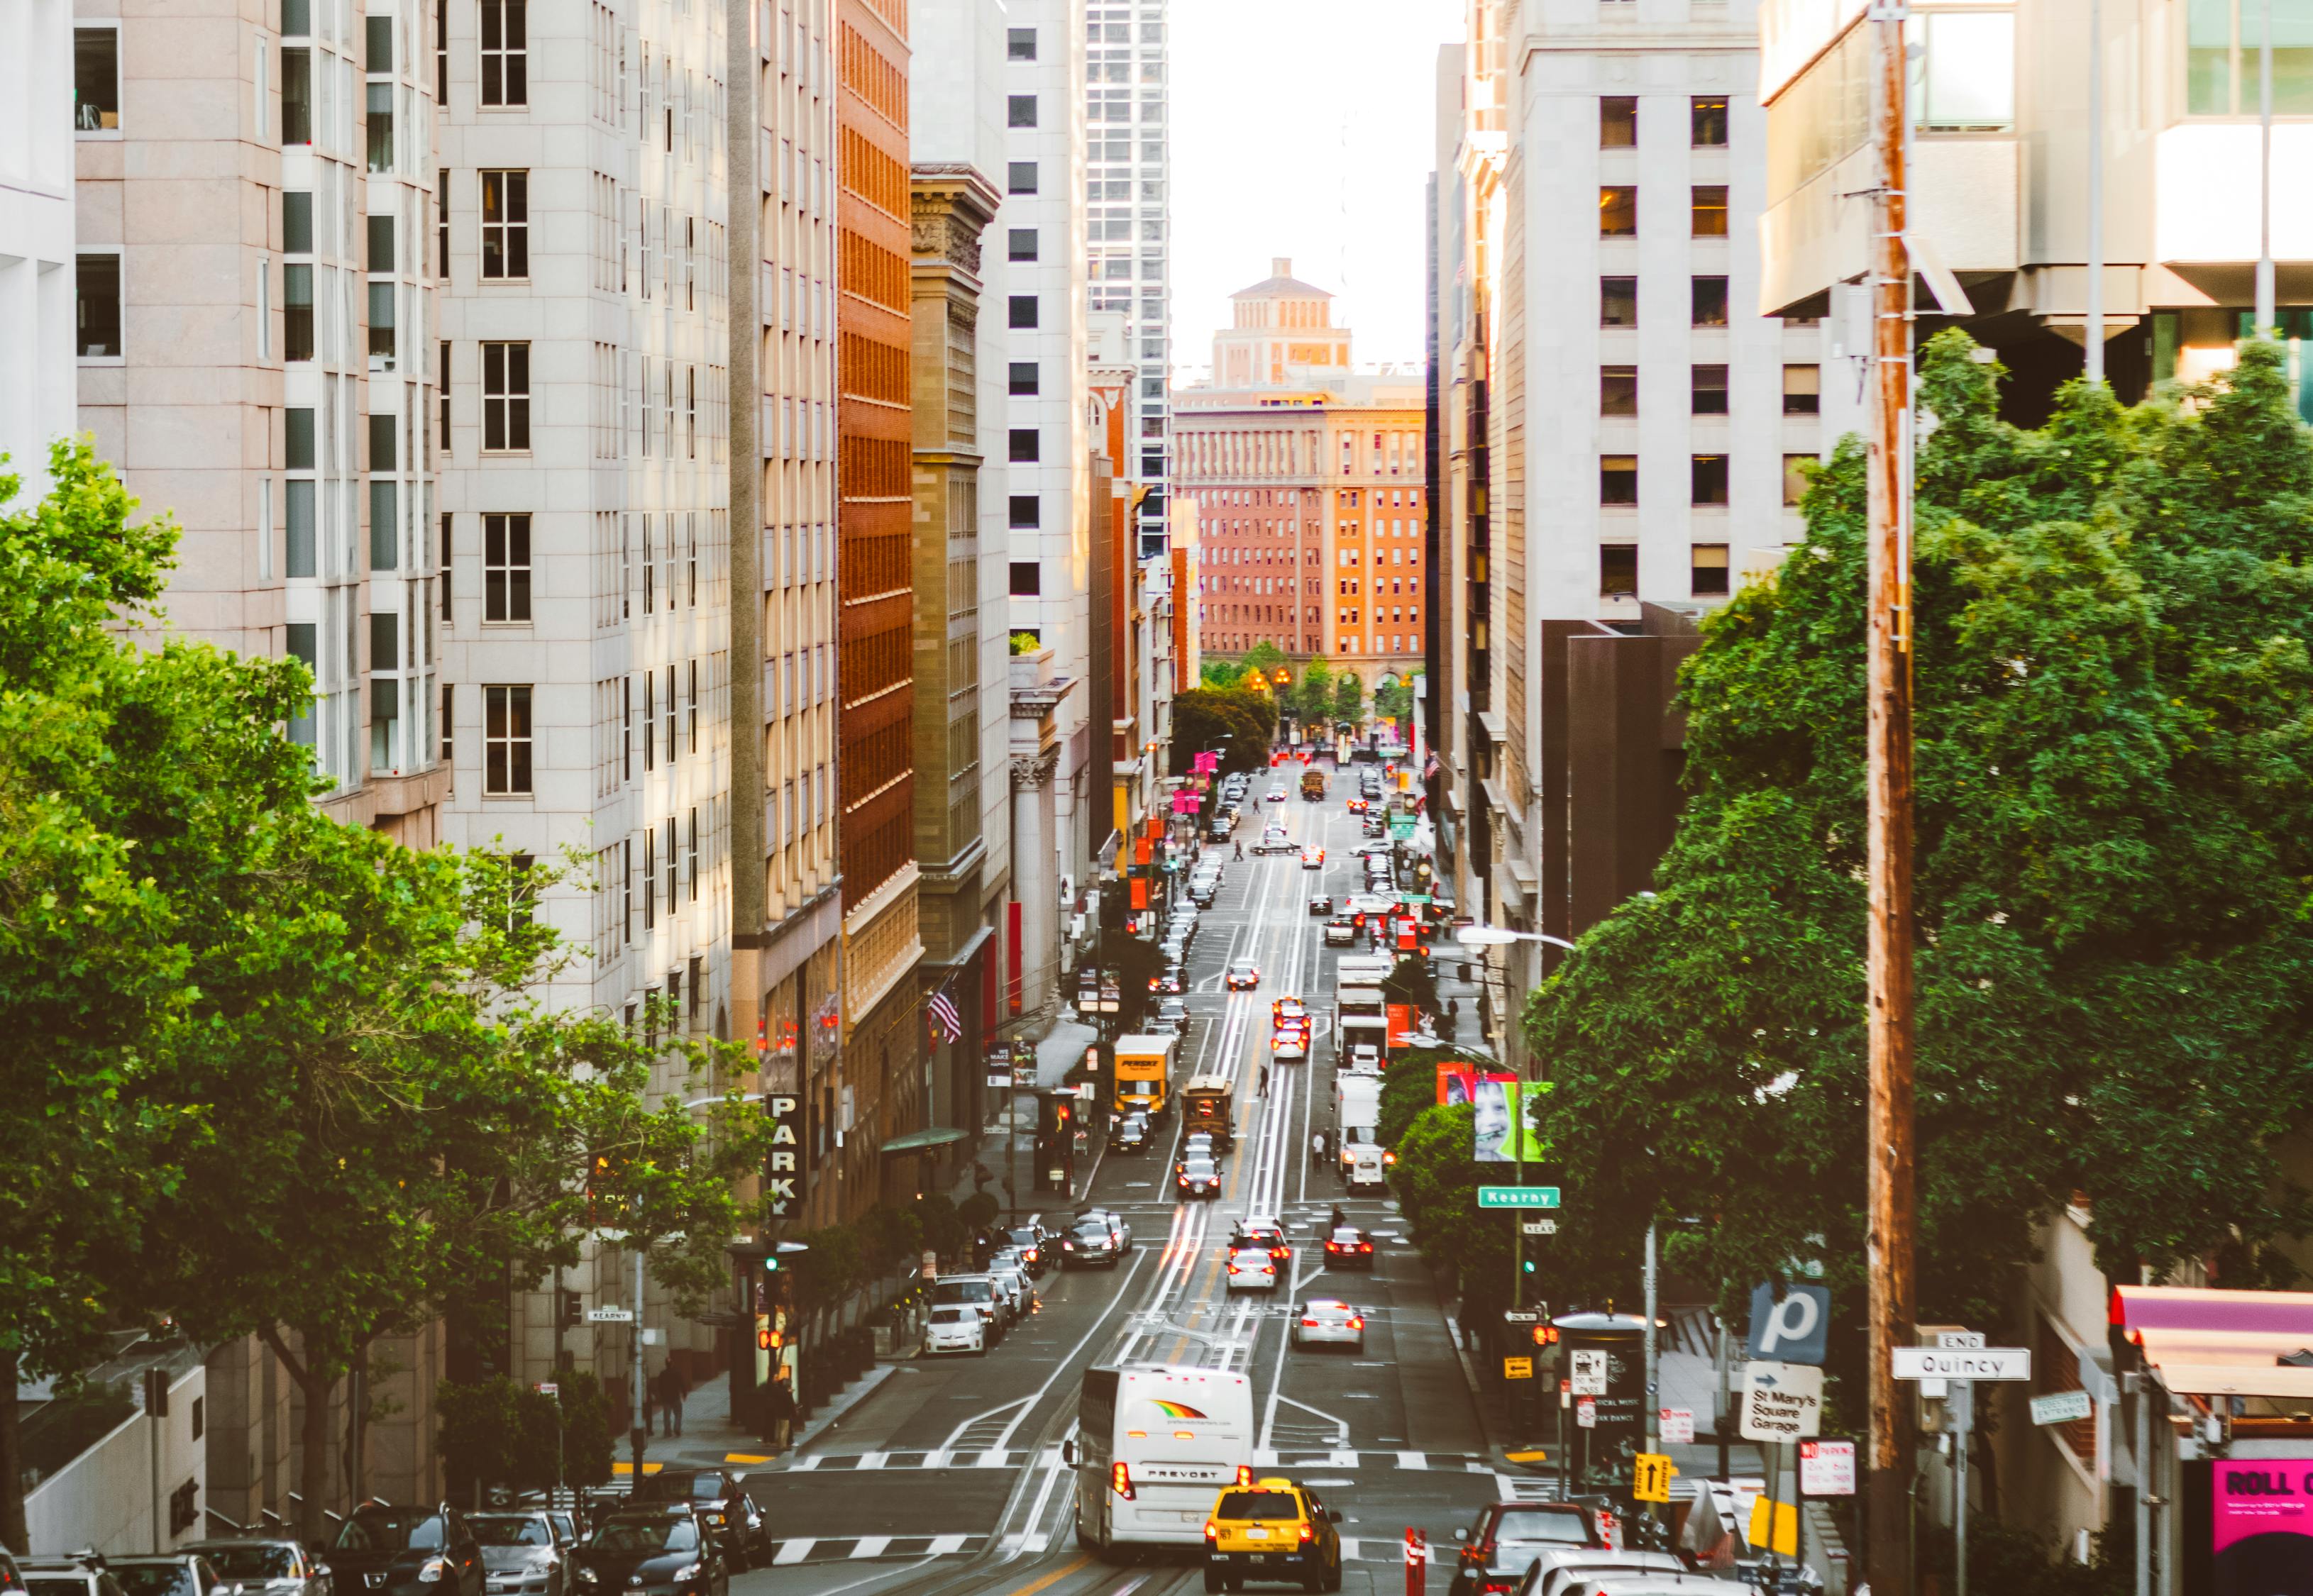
[[765, 1375, 795, 1454]]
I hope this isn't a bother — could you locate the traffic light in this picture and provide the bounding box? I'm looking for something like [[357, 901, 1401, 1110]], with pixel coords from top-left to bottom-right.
[[1522, 1258, 1537, 1274], [560, 1290, 583, 1330], [756, 1325, 784, 1351], [1530, 1324, 1560, 1347]]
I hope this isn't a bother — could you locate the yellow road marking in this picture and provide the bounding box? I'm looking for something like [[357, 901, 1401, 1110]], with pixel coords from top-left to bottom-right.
[[1003, 1553, 1093, 1596], [724, 1452, 773, 1464]]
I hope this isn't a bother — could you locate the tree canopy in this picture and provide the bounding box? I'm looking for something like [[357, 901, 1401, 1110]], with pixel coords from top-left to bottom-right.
[[1171, 687, 1276, 776], [1522, 336, 2313, 1390]]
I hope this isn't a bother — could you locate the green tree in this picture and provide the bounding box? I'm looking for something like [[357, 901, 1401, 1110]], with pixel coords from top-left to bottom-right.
[[1293, 658, 1335, 726], [1240, 641, 1287, 682], [1332, 672, 1365, 725], [1523, 336, 2313, 1385], [1200, 658, 1248, 690], [1373, 670, 1420, 729], [1391, 1105, 1515, 1319], [1171, 689, 1274, 776]]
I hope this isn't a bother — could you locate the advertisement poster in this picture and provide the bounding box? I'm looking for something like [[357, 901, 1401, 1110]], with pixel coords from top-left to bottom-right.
[[1473, 1077, 1550, 1163], [1386, 1004, 1413, 1048], [2214, 1459, 2313, 1593]]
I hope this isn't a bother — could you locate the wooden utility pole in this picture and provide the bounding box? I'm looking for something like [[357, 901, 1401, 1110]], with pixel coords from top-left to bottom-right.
[[1864, 1, 1919, 1592]]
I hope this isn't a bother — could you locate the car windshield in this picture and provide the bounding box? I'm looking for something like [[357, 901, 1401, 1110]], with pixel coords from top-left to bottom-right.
[[110, 1568, 195, 1596], [1493, 1509, 1595, 1548], [1216, 1492, 1301, 1520], [189, 1549, 299, 1582], [587, 1519, 698, 1554], [28, 1580, 92, 1596], [1071, 1222, 1110, 1241], [1183, 1159, 1216, 1177], [932, 1306, 974, 1324], [468, 1517, 553, 1548], [1305, 1302, 1352, 1318], [336, 1509, 446, 1552], [1008, 1229, 1040, 1246], [934, 1279, 993, 1302]]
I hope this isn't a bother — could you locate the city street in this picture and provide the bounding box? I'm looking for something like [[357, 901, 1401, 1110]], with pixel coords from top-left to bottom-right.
[[728, 784, 1504, 1596]]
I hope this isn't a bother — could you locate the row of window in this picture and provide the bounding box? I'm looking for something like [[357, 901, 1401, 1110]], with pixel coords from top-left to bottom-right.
[[1600, 95, 1728, 150], [1602, 543, 1734, 599], [1599, 184, 1728, 238], [1598, 363, 1821, 416], [1598, 454, 1814, 507], [1599, 275, 1810, 328]]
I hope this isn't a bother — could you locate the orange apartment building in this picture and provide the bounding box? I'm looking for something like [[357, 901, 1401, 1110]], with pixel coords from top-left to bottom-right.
[[834, 0, 923, 1216], [1174, 261, 1426, 689]]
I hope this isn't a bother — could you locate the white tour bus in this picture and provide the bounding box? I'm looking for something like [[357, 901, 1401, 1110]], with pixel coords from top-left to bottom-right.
[[1069, 1363, 1255, 1554]]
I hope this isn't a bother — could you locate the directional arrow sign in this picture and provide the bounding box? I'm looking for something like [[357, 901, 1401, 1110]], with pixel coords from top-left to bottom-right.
[[1477, 1187, 1562, 1209], [1892, 1346, 2031, 1382]]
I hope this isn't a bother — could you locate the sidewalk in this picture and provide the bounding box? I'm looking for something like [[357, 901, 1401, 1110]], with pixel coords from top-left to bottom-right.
[[948, 1012, 1100, 1212], [635, 1360, 902, 1472]]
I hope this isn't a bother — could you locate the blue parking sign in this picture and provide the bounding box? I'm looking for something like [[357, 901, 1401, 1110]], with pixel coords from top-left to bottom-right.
[[1748, 1280, 1831, 1366]]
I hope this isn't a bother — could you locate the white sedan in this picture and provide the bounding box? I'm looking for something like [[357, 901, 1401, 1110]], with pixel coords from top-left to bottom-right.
[[1290, 1299, 1366, 1351], [923, 1304, 988, 1356], [1224, 1244, 1281, 1292]]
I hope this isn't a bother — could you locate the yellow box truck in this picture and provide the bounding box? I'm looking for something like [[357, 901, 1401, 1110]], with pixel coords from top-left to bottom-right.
[[1113, 1033, 1178, 1119]]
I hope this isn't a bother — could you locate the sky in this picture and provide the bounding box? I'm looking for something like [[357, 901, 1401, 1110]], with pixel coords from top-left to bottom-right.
[[1169, 0, 1467, 381]]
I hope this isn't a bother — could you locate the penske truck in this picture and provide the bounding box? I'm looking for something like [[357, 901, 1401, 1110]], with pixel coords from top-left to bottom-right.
[[1113, 1033, 1178, 1119]]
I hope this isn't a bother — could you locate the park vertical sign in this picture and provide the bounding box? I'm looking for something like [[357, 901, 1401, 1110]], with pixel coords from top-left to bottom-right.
[[2214, 1459, 2313, 1594], [765, 1093, 804, 1218]]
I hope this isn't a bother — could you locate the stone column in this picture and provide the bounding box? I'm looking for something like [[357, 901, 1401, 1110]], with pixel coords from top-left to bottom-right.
[[1010, 749, 1061, 1014]]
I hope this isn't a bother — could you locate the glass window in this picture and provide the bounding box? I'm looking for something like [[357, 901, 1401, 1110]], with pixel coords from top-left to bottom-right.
[[480, 170, 529, 279], [1008, 27, 1037, 59], [1691, 184, 1728, 237], [1008, 94, 1038, 127], [365, 14, 392, 72], [1601, 276, 1638, 326], [1010, 428, 1040, 462], [368, 412, 397, 472], [368, 280, 397, 363], [1010, 361, 1039, 395], [367, 214, 395, 273], [482, 342, 531, 450], [286, 407, 316, 470], [370, 481, 397, 569], [1601, 366, 1638, 416], [1784, 453, 1813, 505], [1600, 545, 1638, 596], [281, 45, 311, 144], [282, 0, 310, 36], [286, 482, 316, 577], [1917, 10, 2019, 126], [1600, 96, 1636, 147], [1008, 160, 1039, 194], [285, 191, 314, 254], [1009, 294, 1039, 328], [1599, 185, 1637, 236], [1600, 455, 1638, 506], [284, 264, 313, 360], [74, 28, 120, 131], [76, 254, 121, 357], [1692, 454, 1729, 505], [1691, 95, 1729, 146], [1691, 276, 1729, 326], [483, 686, 534, 795], [481, 0, 528, 106], [1692, 543, 1731, 597], [485, 513, 533, 622], [1009, 495, 1041, 529], [1009, 228, 1038, 261], [1009, 561, 1042, 596], [366, 81, 394, 172], [1691, 363, 1729, 416], [1783, 364, 1821, 414]]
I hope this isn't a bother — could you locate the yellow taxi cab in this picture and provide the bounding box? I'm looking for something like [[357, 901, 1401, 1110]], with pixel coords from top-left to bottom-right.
[[1202, 1475, 1343, 1592]]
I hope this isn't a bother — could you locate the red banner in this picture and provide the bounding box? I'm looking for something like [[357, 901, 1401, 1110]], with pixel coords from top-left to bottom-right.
[[1130, 877, 1149, 909], [1386, 1004, 1413, 1048]]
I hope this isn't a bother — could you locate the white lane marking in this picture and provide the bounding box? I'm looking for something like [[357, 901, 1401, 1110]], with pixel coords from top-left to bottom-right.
[[1398, 1451, 1428, 1469], [927, 1536, 967, 1555], [858, 1451, 888, 1470], [790, 1453, 824, 1471], [852, 1537, 890, 1558], [772, 1540, 812, 1566]]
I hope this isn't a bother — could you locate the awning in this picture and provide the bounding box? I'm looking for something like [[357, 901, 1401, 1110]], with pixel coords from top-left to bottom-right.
[[879, 1127, 969, 1155], [2111, 1285, 2313, 1397]]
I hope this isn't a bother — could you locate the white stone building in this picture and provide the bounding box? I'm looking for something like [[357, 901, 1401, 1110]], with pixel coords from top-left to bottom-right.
[[1083, 0, 1171, 561], [0, 0, 76, 501]]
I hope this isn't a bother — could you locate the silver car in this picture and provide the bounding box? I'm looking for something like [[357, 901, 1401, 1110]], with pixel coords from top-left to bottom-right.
[[987, 1257, 1034, 1321], [463, 1514, 566, 1596], [1290, 1299, 1366, 1351], [181, 1544, 330, 1596]]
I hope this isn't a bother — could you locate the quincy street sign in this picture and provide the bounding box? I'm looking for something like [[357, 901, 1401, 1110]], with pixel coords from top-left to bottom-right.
[[1477, 1186, 1562, 1209], [1892, 1346, 2032, 1382]]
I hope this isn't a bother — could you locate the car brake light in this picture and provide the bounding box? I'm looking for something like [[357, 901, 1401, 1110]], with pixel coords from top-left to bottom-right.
[[1302, 1317, 1318, 1326], [1237, 1465, 1255, 1486], [1112, 1462, 1135, 1500], [1349, 1317, 1364, 1329], [1299, 1522, 1314, 1543], [1204, 1522, 1219, 1541], [1360, 1243, 1373, 1253]]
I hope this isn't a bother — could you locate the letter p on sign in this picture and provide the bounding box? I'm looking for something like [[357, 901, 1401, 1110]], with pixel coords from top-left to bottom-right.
[[1748, 1281, 1831, 1367]]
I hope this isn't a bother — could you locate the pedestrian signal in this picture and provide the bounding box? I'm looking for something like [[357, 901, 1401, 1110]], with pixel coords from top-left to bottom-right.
[[756, 1326, 784, 1351]]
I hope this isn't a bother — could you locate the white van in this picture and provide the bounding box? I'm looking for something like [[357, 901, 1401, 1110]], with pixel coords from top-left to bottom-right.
[[1069, 1363, 1255, 1553], [1344, 1142, 1388, 1190]]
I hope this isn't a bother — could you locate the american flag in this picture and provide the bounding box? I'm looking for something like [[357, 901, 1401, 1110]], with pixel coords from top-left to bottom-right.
[[927, 982, 964, 1045]]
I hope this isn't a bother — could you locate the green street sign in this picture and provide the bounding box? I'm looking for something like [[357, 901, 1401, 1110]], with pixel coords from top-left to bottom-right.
[[1390, 814, 1416, 839], [1478, 1186, 1562, 1209]]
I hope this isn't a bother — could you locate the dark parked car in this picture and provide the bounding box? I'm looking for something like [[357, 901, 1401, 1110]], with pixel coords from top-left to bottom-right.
[[461, 1514, 565, 1596], [182, 1542, 333, 1596], [329, 1505, 486, 1596], [1003, 1221, 1055, 1275], [1323, 1225, 1376, 1270], [626, 1471, 770, 1570], [1108, 1112, 1154, 1153], [571, 1510, 727, 1596]]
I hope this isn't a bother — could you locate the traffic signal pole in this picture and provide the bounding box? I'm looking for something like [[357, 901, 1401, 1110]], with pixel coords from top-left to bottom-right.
[[1865, 1, 1920, 1591]]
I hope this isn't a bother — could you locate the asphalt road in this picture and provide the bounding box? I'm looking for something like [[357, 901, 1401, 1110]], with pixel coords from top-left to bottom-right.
[[736, 781, 1512, 1596]]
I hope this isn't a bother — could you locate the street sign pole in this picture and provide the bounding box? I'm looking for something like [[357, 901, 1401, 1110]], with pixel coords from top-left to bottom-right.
[[1952, 1378, 1974, 1596], [1643, 1221, 1660, 1534]]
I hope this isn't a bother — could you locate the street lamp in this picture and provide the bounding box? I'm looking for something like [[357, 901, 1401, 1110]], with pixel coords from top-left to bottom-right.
[[1453, 924, 1578, 953]]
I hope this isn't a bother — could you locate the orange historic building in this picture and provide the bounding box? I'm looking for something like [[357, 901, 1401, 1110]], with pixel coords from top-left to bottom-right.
[[1174, 261, 1425, 688]]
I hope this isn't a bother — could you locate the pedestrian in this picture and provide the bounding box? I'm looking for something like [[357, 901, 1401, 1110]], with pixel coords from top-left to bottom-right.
[[765, 1375, 796, 1453], [1310, 1129, 1327, 1166], [1234, 839, 1244, 860], [1259, 1065, 1270, 1098], [1330, 1204, 1346, 1232], [663, 1363, 687, 1436]]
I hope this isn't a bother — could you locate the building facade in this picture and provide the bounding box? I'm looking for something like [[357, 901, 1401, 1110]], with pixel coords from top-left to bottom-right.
[[1174, 261, 1428, 692], [833, 0, 923, 1218], [1, 0, 75, 501]]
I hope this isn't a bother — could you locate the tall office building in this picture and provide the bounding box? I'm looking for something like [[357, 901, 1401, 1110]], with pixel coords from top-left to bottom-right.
[[732, 0, 848, 1231], [71, 0, 450, 1522], [1083, 0, 1169, 562], [996, 0, 1089, 1019], [1, 0, 75, 502], [832, 0, 923, 1217], [908, 0, 1009, 1159]]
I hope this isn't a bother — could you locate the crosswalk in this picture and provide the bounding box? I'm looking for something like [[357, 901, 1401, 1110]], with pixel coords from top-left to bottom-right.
[[762, 1534, 986, 1565], [779, 1447, 1503, 1474]]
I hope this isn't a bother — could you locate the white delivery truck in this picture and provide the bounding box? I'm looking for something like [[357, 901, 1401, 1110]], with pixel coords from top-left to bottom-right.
[[1069, 1363, 1255, 1553], [1335, 1073, 1381, 1149], [1343, 1141, 1389, 1190]]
